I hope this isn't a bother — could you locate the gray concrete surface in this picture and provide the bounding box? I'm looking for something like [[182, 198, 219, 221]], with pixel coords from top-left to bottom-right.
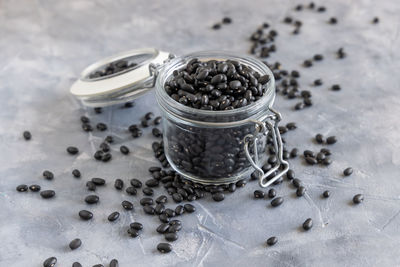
[[1, 0, 400, 266]]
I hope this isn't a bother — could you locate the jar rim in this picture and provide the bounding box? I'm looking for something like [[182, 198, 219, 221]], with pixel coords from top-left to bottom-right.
[[155, 50, 275, 122]]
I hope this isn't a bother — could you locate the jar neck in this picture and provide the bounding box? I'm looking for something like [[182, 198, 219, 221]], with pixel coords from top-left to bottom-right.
[[155, 51, 275, 124]]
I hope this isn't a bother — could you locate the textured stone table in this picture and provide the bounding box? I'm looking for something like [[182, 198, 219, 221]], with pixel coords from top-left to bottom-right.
[[1, 0, 400, 266]]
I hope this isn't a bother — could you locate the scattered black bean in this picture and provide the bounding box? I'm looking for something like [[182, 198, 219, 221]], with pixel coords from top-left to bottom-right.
[[86, 181, 96, 191], [72, 262, 82, 267], [254, 190, 265, 199], [23, 131, 31, 140], [323, 157, 332, 165], [157, 223, 170, 234], [130, 178, 142, 188], [305, 157, 317, 165], [72, 169, 81, 178], [43, 170, 54, 180], [320, 148, 331, 156], [353, 194, 364, 204], [69, 238, 82, 250], [109, 259, 119, 267], [292, 178, 302, 188], [105, 135, 114, 143], [266, 236, 278, 246], [323, 190, 331, 198], [212, 23, 221, 30], [120, 145, 130, 155], [130, 222, 143, 230], [126, 186, 137, 195], [43, 256, 57, 267], [127, 228, 139, 238], [331, 84, 341, 91], [313, 54, 323, 61], [85, 195, 99, 204], [82, 123, 93, 132], [108, 211, 120, 222], [303, 60, 312, 67], [317, 6, 326, 12], [102, 153, 112, 162], [80, 116, 90, 123], [184, 204, 196, 213], [302, 218, 313, 230], [122, 200, 134, 210], [156, 195, 168, 204], [372, 17, 379, 24], [271, 197, 284, 207], [145, 179, 159, 187], [329, 17, 338, 24], [114, 179, 124, 190], [267, 188, 276, 199], [77, 211, 93, 221], [96, 123, 107, 131], [16, 184, 28, 192], [143, 187, 154, 196], [313, 79, 323, 86], [157, 243, 172, 253], [154, 116, 162, 125], [172, 193, 183, 203], [296, 186, 306, 197], [222, 17, 232, 24], [326, 136, 337, 144], [140, 197, 154, 206], [29, 184, 41, 192], [290, 148, 299, 158], [212, 192, 225, 202], [344, 167, 353, 176], [40, 190, 55, 199], [67, 146, 79, 155], [91, 178, 106, 186]]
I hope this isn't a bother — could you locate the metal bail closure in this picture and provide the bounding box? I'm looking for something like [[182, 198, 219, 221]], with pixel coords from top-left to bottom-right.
[[70, 48, 174, 107], [243, 107, 289, 188]]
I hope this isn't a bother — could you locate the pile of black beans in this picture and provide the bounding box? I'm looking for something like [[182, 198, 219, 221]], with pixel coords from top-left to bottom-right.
[[88, 60, 137, 79]]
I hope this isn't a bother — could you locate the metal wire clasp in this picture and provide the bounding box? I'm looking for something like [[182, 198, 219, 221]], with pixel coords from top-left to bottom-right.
[[243, 107, 289, 188]]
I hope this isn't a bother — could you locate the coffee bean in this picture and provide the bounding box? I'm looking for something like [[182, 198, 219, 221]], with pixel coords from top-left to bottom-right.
[[157, 243, 172, 253], [72, 169, 81, 178], [67, 146, 79, 155], [296, 186, 306, 197], [79, 210, 93, 220], [126, 186, 137, 195], [353, 194, 364, 204], [130, 179, 142, 188], [343, 167, 353, 176], [108, 211, 120, 222], [23, 131, 31, 140], [69, 238, 82, 250], [120, 146, 130, 155], [302, 218, 313, 230], [85, 195, 99, 204], [72, 262, 82, 267], [43, 170, 54, 180], [40, 190, 55, 199], [254, 190, 265, 199], [140, 197, 154, 206], [109, 259, 119, 267], [29, 184, 41, 192], [267, 188, 276, 199], [122, 200, 134, 210], [130, 222, 143, 230], [114, 179, 124, 190], [212, 192, 225, 202], [156, 195, 168, 204], [96, 123, 107, 131], [292, 178, 302, 188], [326, 136, 337, 144], [43, 257, 57, 267], [266, 236, 278, 246], [91, 178, 105, 186], [16, 184, 28, 192], [271, 197, 284, 207], [127, 228, 139, 238], [184, 204, 196, 213]]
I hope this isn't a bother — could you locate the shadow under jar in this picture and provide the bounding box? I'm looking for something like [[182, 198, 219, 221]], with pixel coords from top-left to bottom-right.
[[155, 51, 288, 187]]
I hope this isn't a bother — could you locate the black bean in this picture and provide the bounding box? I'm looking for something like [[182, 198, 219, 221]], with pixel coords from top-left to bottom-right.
[[286, 169, 295, 180], [320, 148, 331, 156], [93, 264, 104, 267], [156, 195, 168, 204], [296, 186, 306, 197], [267, 188, 276, 199], [145, 112, 154, 120], [353, 194, 364, 204], [292, 178, 302, 188], [130, 179, 142, 188], [175, 205, 185, 215], [152, 128, 162, 138], [343, 167, 353, 176], [315, 134, 324, 144], [120, 145, 130, 155], [92, 178, 106, 185], [331, 84, 341, 91], [94, 150, 103, 160], [303, 60, 312, 67], [108, 211, 120, 222], [127, 228, 139, 238], [302, 218, 313, 230], [114, 179, 124, 190], [372, 17, 379, 24], [154, 116, 162, 125], [67, 146, 79, 155], [29, 184, 41, 192], [295, 102, 305, 110], [286, 122, 297, 130], [323, 157, 332, 165], [172, 193, 183, 203], [40, 190, 55, 199], [228, 183, 236, 192], [316, 152, 325, 162], [323, 190, 330, 198], [155, 203, 165, 215], [79, 210, 93, 220], [85, 195, 99, 204], [131, 128, 143, 138], [168, 224, 182, 233], [72, 262, 82, 267], [43, 170, 54, 180], [140, 197, 154, 206], [96, 122, 107, 131], [290, 148, 298, 158], [317, 6, 326, 12], [23, 130, 31, 140], [72, 169, 81, 178], [184, 204, 196, 213], [271, 197, 284, 207], [122, 200, 134, 210], [222, 17, 232, 24], [86, 181, 96, 191], [313, 54, 323, 61], [124, 101, 134, 108], [99, 142, 110, 152], [157, 223, 170, 233], [43, 257, 57, 267], [254, 190, 265, 199], [236, 179, 247, 187], [80, 116, 90, 123], [94, 107, 102, 114], [130, 222, 143, 230], [143, 187, 154, 196], [157, 243, 172, 253], [305, 157, 317, 165], [69, 238, 82, 250], [326, 136, 337, 144], [82, 123, 93, 132], [102, 153, 112, 162], [165, 208, 176, 217], [266, 236, 278, 246], [159, 213, 170, 223], [329, 17, 338, 24], [16, 184, 28, 192], [126, 186, 137, 195], [109, 259, 119, 267], [145, 179, 159, 187], [143, 205, 155, 215], [212, 192, 225, 202]]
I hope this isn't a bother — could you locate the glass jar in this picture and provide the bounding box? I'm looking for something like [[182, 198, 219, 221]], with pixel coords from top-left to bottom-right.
[[155, 51, 288, 186], [70, 48, 288, 187]]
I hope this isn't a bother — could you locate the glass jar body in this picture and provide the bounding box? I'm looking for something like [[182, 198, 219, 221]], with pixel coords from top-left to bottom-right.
[[155, 51, 275, 185]]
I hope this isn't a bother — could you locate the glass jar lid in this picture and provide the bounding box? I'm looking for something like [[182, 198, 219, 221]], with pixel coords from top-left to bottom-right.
[[70, 48, 172, 107]]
